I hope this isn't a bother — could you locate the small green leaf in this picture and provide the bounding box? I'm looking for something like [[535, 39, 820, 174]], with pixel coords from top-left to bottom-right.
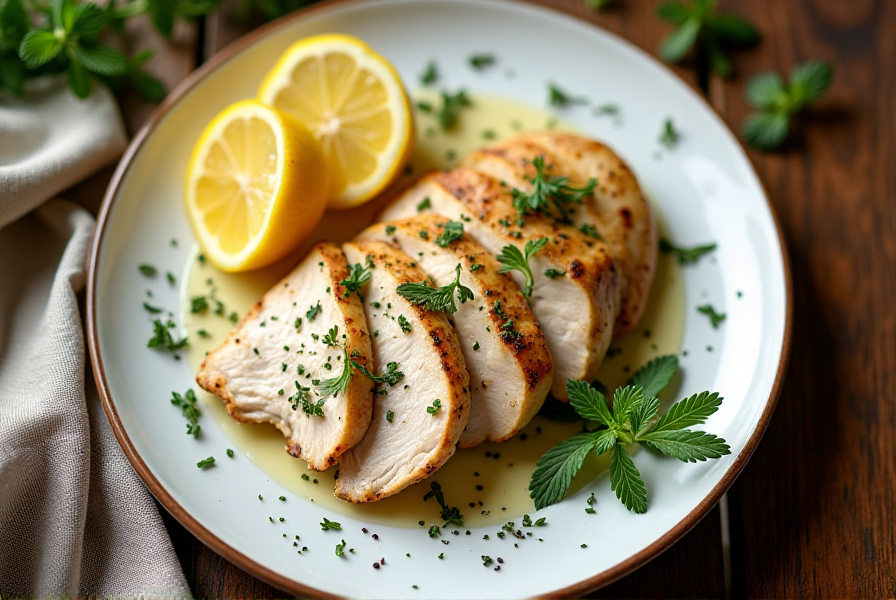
[[639, 429, 731, 462], [611, 385, 644, 425], [629, 355, 678, 399], [1, 0, 30, 46], [649, 391, 723, 434], [528, 432, 597, 510], [742, 112, 789, 151], [706, 13, 760, 47], [705, 38, 732, 78], [67, 59, 92, 98], [659, 18, 699, 63], [629, 395, 660, 436], [0, 53, 25, 95], [69, 44, 127, 76], [656, 1, 690, 25], [72, 2, 108, 39], [566, 379, 614, 427], [789, 60, 833, 104], [51, 0, 76, 32], [609, 444, 647, 514], [592, 428, 619, 456], [149, 0, 177, 37], [746, 72, 787, 110], [130, 67, 166, 102], [18, 30, 63, 68]]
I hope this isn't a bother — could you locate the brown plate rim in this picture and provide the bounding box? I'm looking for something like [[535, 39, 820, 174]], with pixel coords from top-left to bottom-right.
[[86, 0, 794, 597]]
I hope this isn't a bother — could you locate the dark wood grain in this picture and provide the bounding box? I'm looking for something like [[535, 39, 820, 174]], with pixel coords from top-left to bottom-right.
[[711, 0, 896, 597]]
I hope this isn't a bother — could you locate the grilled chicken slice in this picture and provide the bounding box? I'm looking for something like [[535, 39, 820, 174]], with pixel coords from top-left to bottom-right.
[[379, 167, 621, 399], [463, 132, 657, 337], [196, 242, 374, 471], [335, 240, 470, 502], [359, 215, 554, 447]]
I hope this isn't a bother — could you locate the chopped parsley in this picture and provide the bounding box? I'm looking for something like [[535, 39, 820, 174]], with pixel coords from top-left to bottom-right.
[[335, 539, 346, 557], [385, 224, 396, 236], [585, 492, 596, 514], [170, 389, 201, 438], [659, 239, 717, 264], [420, 61, 438, 85], [147, 319, 188, 353], [190, 295, 208, 313], [138, 264, 157, 276], [386, 410, 395, 423], [306, 301, 322, 321], [320, 518, 342, 531], [511, 156, 596, 222], [697, 304, 727, 329], [416, 197, 432, 212], [579, 223, 602, 239], [473, 341, 480, 351], [226, 448, 234, 458], [435, 220, 464, 247], [659, 118, 680, 149], [142, 302, 163, 314], [352, 360, 405, 386], [547, 82, 588, 108], [322, 325, 341, 347], [426, 399, 442, 415], [196, 456, 215, 469], [544, 268, 567, 279], [469, 53, 495, 69], [398, 314, 412, 333], [437, 89, 472, 130]]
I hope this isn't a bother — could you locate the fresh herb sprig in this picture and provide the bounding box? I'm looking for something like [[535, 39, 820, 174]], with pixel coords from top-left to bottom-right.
[[171, 389, 201, 437], [547, 83, 588, 108], [528, 355, 730, 513], [322, 325, 341, 347], [697, 304, 726, 329], [313, 346, 352, 398], [147, 319, 189, 353], [497, 238, 548, 298], [6, 0, 216, 100], [511, 157, 596, 223], [397, 264, 474, 314], [340, 263, 371, 298], [423, 481, 464, 527], [468, 53, 495, 69], [657, 0, 759, 78], [352, 361, 405, 386], [659, 238, 717, 264], [742, 60, 833, 151]]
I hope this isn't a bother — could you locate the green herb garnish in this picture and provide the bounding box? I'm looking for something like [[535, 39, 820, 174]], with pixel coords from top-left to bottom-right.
[[544, 268, 566, 279], [528, 355, 729, 513], [469, 53, 495, 69], [196, 456, 215, 469], [657, 0, 760, 78], [352, 361, 404, 386], [143, 302, 163, 314], [437, 89, 472, 130], [423, 481, 464, 526], [306, 301, 322, 321], [138, 264, 157, 276], [322, 325, 341, 347], [190, 295, 208, 313], [397, 264, 474, 314], [547, 83, 587, 108], [398, 314, 412, 333], [659, 118, 680, 149], [435, 220, 464, 247], [340, 263, 371, 298], [314, 346, 352, 398], [497, 238, 548, 298], [420, 61, 438, 85], [171, 389, 201, 438], [659, 238, 717, 264], [742, 60, 833, 151], [320, 517, 342, 531], [697, 304, 726, 329], [426, 399, 442, 415], [335, 539, 346, 557], [147, 319, 188, 352], [511, 156, 596, 222], [416, 197, 431, 212], [386, 410, 395, 423]]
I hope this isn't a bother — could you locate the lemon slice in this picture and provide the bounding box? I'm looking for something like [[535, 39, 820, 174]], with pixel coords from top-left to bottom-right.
[[258, 34, 413, 210], [185, 99, 329, 272]]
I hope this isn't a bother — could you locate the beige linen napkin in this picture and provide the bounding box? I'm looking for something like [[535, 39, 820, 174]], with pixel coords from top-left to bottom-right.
[[0, 78, 190, 598]]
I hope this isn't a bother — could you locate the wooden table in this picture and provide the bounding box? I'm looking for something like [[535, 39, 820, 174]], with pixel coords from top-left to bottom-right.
[[68, 0, 896, 596]]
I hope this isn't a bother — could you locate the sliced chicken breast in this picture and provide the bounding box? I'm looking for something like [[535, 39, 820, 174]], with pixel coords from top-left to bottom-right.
[[196, 242, 374, 471], [359, 215, 554, 447], [379, 167, 621, 399], [463, 132, 657, 336], [336, 240, 470, 502]]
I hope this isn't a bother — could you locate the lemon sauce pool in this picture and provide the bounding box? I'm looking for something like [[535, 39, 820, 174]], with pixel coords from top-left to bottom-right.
[[182, 92, 684, 529]]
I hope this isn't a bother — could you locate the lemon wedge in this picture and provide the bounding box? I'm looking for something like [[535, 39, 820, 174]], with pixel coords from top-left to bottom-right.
[[258, 34, 413, 210], [185, 99, 329, 272]]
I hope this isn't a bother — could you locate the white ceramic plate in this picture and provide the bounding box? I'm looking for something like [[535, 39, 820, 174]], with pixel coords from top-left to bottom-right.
[[87, 0, 791, 597]]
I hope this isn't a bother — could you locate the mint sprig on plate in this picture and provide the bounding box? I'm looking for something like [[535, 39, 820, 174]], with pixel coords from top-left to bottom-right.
[[528, 355, 730, 513]]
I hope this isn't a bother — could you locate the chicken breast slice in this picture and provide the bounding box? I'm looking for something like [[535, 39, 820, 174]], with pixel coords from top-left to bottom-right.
[[379, 167, 621, 399], [335, 240, 471, 502], [359, 215, 554, 447], [463, 132, 657, 337], [196, 242, 374, 471]]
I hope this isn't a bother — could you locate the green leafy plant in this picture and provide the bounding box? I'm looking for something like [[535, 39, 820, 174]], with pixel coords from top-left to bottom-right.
[[528, 356, 730, 513], [742, 60, 833, 151], [656, 0, 759, 78], [511, 156, 596, 223], [3, 0, 220, 100], [397, 264, 474, 314]]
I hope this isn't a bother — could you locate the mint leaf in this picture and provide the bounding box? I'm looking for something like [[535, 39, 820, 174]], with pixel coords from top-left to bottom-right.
[[706, 13, 760, 47], [52, 0, 75, 33], [746, 72, 787, 110], [593, 428, 619, 456], [66, 59, 91, 98], [566, 379, 614, 426], [72, 3, 107, 39], [789, 59, 833, 104], [18, 30, 63, 68], [639, 429, 731, 462], [629, 355, 678, 399], [528, 432, 598, 510], [742, 112, 789, 151], [149, 0, 177, 36], [610, 444, 647, 514], [69, 44, 127, 76], [611, 385, 644, 425], [659, 18, 699, 62], [650, 391, 723, 433]]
